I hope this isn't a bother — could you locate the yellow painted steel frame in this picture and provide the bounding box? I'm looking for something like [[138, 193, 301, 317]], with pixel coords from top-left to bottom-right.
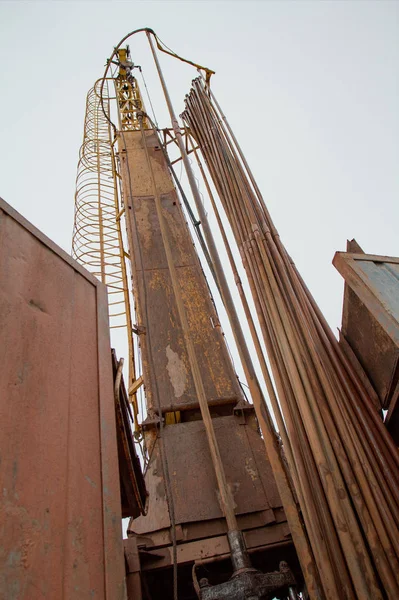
[[115, 49, 148, 131], [72, 78, 141, 433], [73, 42, 205, 436]]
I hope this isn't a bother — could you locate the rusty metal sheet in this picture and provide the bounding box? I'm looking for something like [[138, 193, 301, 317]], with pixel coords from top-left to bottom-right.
[[341, 286, 397, 404], [112, 350, 147, 519], [164, 415, 277, 523], [124, 538, 142, 600], [0, 198, 126, 600], [334, 245, 399, 442], [139, 521, 292, 572], [118, 130, 242, 413], [335, 249, 399, 406], [334, 250, 399, 345], [132, 413, 281, 535]]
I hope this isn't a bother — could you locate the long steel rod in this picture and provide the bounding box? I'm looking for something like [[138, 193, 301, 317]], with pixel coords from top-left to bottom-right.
[[146, 32, 259, 399], [137, 119, 238, 535], [146, 30, 326, 593], [188, 138, 332, 599], [187, 107, 346, 595], [184, 97, 351, 593], [184, 98, 346, 596], [182, 78, 399, 599]]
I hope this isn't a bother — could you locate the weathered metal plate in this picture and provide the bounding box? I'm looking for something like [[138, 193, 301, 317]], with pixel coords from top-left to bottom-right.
[[0, 198, 126, 600], [132, 413, 280, 534], [335, 249, 399, 402], [124, 538, 142, 600], [334, 244, 399, 440], [138, 521, 292, 571], [112, 350, 147, 519], [165, 415, 278, 523], [341, 286, 396, 404], [118, 130, 242, 413]]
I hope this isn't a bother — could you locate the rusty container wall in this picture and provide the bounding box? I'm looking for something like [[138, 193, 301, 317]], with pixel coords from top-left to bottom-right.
[[0, 198, 126, 600]]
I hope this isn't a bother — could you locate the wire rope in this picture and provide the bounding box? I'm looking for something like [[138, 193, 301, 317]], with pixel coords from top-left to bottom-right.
[[139, 67, 159, 130]]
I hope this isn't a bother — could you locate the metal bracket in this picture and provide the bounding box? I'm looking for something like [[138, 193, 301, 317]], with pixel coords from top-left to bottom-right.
[[132, 324, 146, 335], [129, 375, 144, 396]]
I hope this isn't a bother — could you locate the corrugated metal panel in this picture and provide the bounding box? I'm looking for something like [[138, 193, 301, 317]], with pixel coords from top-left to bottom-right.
[[0, 198, 126, 600]]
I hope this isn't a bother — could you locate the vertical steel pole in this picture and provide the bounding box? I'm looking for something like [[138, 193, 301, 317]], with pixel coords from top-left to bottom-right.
[[146, 33, 322, 596]]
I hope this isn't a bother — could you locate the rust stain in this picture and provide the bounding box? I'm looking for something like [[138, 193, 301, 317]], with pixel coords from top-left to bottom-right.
[[245, 457, 258, 481], [137, 199, 152, 251]]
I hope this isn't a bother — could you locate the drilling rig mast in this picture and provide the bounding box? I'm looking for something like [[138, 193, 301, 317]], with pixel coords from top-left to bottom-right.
[[67, 26, 399, 600], [73, 33, 305, 600], [2, 23, 399, 600]]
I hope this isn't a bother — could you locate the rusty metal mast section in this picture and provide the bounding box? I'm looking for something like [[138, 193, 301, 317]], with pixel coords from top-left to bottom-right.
[[73, 34, 300, 600], [72, 28, 399, 600]]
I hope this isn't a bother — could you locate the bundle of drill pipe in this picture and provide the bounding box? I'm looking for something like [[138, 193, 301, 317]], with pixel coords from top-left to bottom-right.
[[182, 78, 399, 600]]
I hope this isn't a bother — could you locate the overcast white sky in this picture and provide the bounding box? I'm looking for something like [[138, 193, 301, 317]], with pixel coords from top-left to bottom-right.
[[0, 0, 398, 380]]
